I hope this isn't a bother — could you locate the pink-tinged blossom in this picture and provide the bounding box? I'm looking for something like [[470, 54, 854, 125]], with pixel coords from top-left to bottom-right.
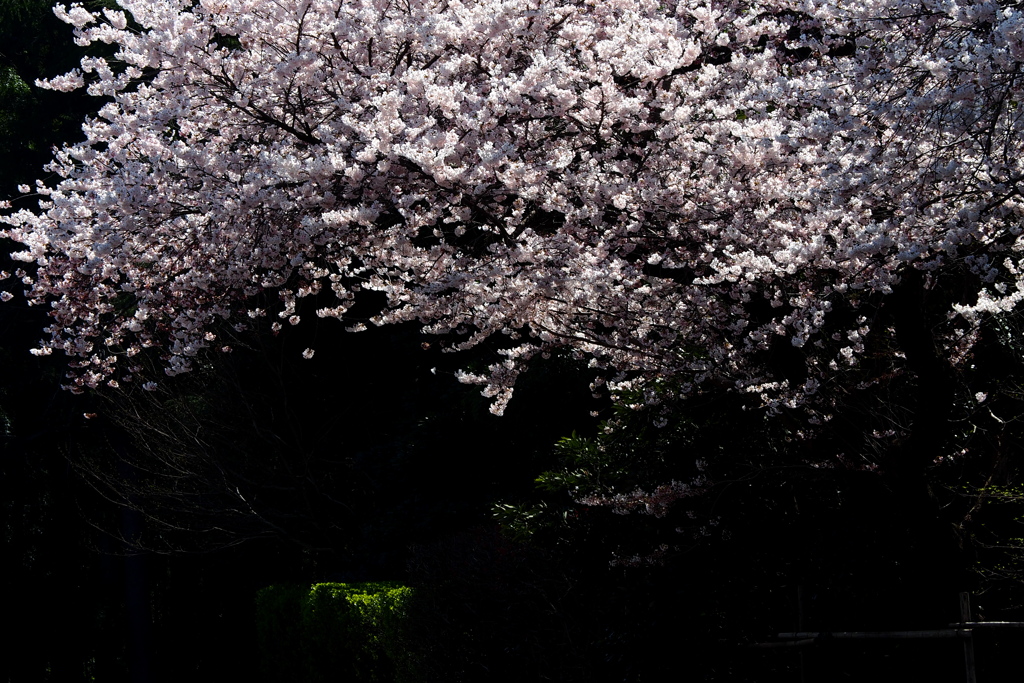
[[579, 478, 708, 518], [2, 0, 1023, 413]]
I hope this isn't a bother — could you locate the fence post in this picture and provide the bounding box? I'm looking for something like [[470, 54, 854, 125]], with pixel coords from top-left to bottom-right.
[[960, 592, 977, 683], [797, 585, 806, 683]]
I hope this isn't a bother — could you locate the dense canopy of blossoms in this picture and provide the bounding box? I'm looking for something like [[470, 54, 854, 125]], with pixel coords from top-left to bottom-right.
[[3, 0, 1024, 413]]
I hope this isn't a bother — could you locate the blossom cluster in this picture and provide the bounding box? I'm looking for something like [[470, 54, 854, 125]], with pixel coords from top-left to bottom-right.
[[3, 0, 1023, 412], [578, 478, 707, 517]]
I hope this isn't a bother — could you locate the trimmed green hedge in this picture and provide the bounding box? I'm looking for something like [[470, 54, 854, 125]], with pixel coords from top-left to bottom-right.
[[256, 582, 414, 683]]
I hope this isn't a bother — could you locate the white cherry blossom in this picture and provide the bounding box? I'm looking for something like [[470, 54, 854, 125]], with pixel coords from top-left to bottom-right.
[[3, 0, 1023, 412]]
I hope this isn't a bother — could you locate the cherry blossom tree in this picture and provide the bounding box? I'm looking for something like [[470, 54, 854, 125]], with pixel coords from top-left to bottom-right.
[[2, 0, 1023, 423]]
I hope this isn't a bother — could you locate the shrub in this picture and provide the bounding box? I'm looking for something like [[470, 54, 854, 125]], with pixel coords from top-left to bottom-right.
[[255, 582, 413, 683]]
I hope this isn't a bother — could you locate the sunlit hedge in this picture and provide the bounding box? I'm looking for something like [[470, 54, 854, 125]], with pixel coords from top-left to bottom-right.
[[256, 582, 414, 683]]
